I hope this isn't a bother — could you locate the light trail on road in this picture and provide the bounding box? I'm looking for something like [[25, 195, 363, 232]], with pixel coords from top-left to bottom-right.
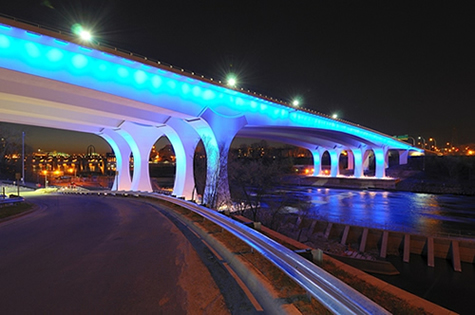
[[137, 192, 390, 315]]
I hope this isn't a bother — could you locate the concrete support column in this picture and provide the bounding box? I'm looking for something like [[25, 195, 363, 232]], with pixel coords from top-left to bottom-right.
[[403, 234, 411, 263], [117, 121, 164, 192], [328, 148, 342, 177], [399, 150, 409, 165], [310, 147, 326, 176], [346, 150, 354, 172], [380, 231, 389, 258], [341, 225, 350, 245], [188, 108, 247, 209], [359, 228, 369, 252], [351, 147, 364, 178], [166, 119, 201, 200], [374, 147, 388, 178], [426, 237, 435, 267], [99, 128, 132, 191], [450, 240, 462, 272], [324, 223, 333, 239]]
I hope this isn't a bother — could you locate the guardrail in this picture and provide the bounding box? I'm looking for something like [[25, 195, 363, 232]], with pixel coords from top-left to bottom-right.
[[0, 197, 25, 206], [139, 192, 390, 314]]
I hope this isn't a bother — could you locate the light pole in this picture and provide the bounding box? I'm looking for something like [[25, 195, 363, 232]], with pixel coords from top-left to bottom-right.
[[418, 136, 426, 149], [43, 170, 48, 188], [429, 137, 437, 150]]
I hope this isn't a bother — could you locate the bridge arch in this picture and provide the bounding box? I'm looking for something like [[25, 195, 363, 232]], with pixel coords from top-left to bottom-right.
[[363, 148, 376, 176]]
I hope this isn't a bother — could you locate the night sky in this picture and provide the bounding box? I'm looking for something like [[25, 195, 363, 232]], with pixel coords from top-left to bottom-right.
[[1, 1, 474, 153]]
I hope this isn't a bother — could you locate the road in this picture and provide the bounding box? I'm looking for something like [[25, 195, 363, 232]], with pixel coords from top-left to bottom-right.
[[0, 195, 247, 314]]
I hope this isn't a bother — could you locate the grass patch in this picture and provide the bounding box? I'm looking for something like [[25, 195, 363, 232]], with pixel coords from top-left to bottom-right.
[[153, 198, 331, 314], [0, 202, 33, 219], [149, 198, 433, 314], [321, 260, 429, 314]]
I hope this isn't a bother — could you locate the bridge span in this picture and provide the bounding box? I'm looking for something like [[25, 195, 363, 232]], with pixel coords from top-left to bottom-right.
[[0, 17, 421, 208]]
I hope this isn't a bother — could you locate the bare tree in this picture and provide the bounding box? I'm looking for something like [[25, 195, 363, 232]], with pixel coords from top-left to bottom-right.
[[229, 156, 291, 222]]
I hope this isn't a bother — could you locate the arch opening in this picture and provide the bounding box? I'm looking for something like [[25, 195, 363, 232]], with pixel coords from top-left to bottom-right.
[[363, 149, 376, 176], [148, 136, 176, 194], [321, 151, 331, 175]]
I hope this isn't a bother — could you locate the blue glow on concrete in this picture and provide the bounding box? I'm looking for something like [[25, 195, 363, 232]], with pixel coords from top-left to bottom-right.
[[25, 42, 41, 58], [46, 48, 63, 62], [134, 70, 147, 85], [72, 54, 88, 68], [0, 34, 10, 48], [26, 31, 41, 38], [54, 39, 69, 46], [0, 22, 419, 153]]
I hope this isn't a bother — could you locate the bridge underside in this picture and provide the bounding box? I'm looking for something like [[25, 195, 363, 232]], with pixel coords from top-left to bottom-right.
[[0, 20, 421, 209], [0, 67, 418, 207]]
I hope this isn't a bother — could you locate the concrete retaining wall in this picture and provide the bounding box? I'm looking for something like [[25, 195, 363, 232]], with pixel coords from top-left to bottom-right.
[[305, 220, 475, 272]]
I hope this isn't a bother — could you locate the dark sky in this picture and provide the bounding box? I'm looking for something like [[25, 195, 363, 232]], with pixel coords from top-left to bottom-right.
[[1, 1, 474, 153]]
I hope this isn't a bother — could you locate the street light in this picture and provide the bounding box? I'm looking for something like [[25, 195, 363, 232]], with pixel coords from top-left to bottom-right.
[[72, 23, 93, 42], [292, 99, 300, 107], [429, 137, 437, 150], [226, 75, 237, 88], [418, 136, 426, 149]]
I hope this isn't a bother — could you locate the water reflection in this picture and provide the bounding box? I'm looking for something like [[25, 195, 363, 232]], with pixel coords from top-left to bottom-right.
[[265, 187, 475, 237]]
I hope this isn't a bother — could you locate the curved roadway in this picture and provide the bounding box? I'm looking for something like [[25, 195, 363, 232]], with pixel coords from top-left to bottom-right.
[[0, 194, 257, 314], [140, 192, 390, 315]]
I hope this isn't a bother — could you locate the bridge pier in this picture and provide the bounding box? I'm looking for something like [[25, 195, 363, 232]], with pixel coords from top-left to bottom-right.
[[116, 121, 165, 192], [328, 148, 342, 177], [166, 119, 200, 199], [188, 108, 247, 209], [351, 147, 365, 178], [311, 147, 326, 176], [100, 129, 132, 191], [399, 150, 409, 165], [374, 147, 388, 178]]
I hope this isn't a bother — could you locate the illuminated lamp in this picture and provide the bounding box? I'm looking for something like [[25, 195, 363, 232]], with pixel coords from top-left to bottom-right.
[[72, 23, 93, 42], [227, 75, 237, 88]]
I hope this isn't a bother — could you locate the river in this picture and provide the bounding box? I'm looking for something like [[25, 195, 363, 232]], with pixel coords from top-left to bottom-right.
[[262, 186, 475, 314], [266, 187, 475, 238]]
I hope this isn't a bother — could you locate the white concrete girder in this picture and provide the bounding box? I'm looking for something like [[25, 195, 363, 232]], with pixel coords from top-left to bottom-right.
[[374, 147, 389, 178], [310, 147, 327, 176], [166, 118, 201, 199], [116, 121, 165, 192], [328, 148, 343, 177], [186, 108, 247, 208], [351, 147, 366, 178], [99, 129, 132, 191], [399, 150, 409, 165], [346, 150, 354, 170]]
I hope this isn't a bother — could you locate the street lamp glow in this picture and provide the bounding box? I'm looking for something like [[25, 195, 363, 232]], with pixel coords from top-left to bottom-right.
[[72, 23, 93, 42], [292, 99, 300, 107], [227, 75, 237, 87], [332, 113, 338, 119], [79, 30, 92, 41]]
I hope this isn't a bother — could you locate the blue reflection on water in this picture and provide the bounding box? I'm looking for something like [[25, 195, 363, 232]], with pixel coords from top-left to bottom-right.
[[265, 187, 475, 237]]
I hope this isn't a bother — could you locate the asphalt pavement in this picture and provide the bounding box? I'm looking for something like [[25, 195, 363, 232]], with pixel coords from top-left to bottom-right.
[[0, 194, 235, 314]]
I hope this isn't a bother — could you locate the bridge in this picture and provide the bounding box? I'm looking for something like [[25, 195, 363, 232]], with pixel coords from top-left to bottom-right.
[[0, 17, 421, 208]]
